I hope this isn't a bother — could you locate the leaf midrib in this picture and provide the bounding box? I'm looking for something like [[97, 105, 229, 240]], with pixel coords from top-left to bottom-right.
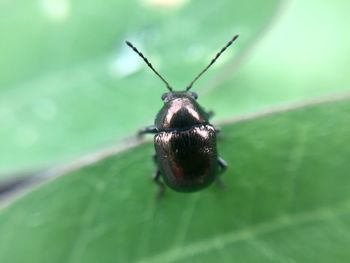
[[1, 92, 350, 210]]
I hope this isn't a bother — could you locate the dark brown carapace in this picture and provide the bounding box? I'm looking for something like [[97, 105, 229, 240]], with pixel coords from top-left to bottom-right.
[[126, 35, 239, 195]]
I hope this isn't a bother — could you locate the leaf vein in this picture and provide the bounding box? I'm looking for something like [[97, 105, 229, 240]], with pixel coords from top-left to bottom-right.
[[137, 200, 350, 263]]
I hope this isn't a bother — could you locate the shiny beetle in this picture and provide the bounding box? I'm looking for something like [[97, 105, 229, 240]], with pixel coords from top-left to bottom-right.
[[126, 35, 239, 194]]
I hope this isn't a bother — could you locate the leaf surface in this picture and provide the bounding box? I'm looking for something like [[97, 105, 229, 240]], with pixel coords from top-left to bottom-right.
[[1, 98, 350, 262]]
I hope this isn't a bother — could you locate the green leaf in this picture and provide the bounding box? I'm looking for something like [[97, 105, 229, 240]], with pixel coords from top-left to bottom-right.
[[0, 0, 280, 174], [1, 97, 350, 262]]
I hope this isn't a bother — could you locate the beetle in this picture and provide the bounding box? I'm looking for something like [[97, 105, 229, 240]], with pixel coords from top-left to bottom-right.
[[126, 34, 239, 195]]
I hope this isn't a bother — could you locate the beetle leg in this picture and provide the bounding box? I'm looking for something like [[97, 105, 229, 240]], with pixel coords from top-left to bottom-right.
[[152, 154, 157, 163], [138, 125, 158, 138], [207, 111, 223, 137], [152, 170, 165, 198], [218, 156, 228, 172], [216, 157, 228, 189], [207, 110, 215, 120]]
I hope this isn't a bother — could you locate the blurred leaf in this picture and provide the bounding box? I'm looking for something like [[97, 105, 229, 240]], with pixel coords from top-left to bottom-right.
[[1, 97, 350, 262], [206, 0, 350, 118], [0, 0, 280, 175]]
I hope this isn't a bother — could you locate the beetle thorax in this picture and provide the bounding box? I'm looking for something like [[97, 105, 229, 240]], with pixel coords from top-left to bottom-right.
[[155, 96, 209, 130]]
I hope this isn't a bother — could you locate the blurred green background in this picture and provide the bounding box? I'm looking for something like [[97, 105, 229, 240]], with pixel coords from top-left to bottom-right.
[[0, 0, 276, 175], [1, 0, 349, 176], [1, 0, 350, 262]]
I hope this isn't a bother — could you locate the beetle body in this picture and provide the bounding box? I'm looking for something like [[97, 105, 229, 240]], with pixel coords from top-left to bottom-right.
[[126, 35, 239, 194], [154, 92, 218, 192]]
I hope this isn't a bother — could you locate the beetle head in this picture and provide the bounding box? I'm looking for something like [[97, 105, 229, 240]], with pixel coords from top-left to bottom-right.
[[161, 91, 198, 103]]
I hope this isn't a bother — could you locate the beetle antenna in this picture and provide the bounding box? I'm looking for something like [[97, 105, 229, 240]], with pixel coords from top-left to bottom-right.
[[186, 34, 239, 91], [126, 41, 173, 92]]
